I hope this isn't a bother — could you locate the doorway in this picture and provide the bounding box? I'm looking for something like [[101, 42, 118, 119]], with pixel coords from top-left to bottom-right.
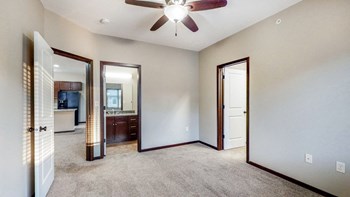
[[52, 48, 94, 161], [100, 61, 141, 157], [217, 57, 250, 162]]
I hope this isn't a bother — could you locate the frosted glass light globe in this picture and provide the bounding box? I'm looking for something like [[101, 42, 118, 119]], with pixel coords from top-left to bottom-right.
[[164, 4, 188, 23]]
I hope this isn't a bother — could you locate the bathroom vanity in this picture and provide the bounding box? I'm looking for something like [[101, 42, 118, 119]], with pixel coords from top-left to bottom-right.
[[106, 113, 138, 144]]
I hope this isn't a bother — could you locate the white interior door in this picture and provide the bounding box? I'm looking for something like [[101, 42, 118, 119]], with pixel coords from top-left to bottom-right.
[[224, 66, 247, 150], [103, 70, 107, 156], [34, 31, 55, 197], [122, 84, 133, 110]]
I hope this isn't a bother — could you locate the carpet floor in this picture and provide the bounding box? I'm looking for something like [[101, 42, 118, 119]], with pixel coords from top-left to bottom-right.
[[48, 130, 320, 197]]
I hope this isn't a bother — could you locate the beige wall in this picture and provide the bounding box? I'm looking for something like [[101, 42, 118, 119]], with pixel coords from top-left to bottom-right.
[[0, 0, 44, 196], [44, 10, 200, 152], [199, 0, 350, 196]]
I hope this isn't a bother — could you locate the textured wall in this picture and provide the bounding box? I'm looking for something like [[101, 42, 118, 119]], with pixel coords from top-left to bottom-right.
[[199, 0, 350, 196]]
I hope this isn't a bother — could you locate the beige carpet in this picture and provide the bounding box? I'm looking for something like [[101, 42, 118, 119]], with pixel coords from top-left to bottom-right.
[[48, 130, 320, 197]]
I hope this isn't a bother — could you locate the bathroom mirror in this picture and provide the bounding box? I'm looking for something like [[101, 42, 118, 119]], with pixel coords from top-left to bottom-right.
[[104, 66, 138, 114]]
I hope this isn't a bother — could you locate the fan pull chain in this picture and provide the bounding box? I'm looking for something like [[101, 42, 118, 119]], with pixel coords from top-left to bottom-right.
[[175, 22, 178, 37]]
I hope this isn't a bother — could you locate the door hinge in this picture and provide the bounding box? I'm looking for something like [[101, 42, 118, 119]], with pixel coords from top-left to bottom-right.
[[222, 105, 225, 109], [222, 75, 225, 79], [223, 134, 225, 139], [104, 139, 106, 143]]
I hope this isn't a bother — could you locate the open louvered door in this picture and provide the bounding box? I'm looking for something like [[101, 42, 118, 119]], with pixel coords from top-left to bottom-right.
[[34, 31, 55, 197]]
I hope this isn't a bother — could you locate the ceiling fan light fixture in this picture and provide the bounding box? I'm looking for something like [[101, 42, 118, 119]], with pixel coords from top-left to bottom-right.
[[164, 5, 188, 23]]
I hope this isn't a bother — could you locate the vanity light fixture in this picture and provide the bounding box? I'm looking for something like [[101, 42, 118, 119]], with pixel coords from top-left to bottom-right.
[[105, 72, 132, 79]]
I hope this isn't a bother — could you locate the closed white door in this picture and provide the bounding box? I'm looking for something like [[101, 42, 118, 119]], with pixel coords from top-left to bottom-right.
[[224, 67, 247, 150], [34, 32, 55, 197]]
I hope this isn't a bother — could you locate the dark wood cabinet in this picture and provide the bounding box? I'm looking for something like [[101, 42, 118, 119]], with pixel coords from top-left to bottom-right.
[[71, 82, 82, 91], [115, 117, 129, 142], [54, 81, 83, 98], [106, 115, 138, 144], [106, 117, 115, 144], [54, 82, 60, 98], [59, 82, 71, 91]]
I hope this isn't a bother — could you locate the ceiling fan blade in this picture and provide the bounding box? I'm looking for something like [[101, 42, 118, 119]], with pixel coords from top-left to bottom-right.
[[186, 0, 227, 11], [150, 15, 169, 31], [125, 0, 165, 9], [182, 15, 199, 32]]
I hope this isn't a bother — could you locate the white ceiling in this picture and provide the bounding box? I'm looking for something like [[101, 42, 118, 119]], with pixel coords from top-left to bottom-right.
[[53, 54, 87, 74], [41, 0, 301, 51]]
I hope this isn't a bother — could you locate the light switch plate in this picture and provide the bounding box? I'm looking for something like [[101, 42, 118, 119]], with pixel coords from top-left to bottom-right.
[[305, 154, 313, 164], [336, 161, 346, 174]]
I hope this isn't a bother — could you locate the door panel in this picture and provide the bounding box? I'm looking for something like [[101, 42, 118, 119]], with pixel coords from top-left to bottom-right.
[[115, 118, 128, 143], [34, 32, 54, 197], [106, 117, 115, 144], [224, 66, 247, 150]]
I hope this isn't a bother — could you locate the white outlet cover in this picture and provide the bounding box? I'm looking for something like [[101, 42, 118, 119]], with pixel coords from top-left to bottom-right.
[[336, 161, 346, 174], [305, 154, 313, 164]]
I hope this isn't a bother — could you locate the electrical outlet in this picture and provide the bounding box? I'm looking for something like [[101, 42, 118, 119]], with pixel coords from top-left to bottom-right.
[[305, 154, 313, 164], [336, 161, 346, 174], [185, 126, 189, 132]]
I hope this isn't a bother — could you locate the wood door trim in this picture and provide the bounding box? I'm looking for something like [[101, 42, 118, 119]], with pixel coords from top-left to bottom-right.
[[52, 48, 94, 161], [100, 61, 142, 154], [217, 57, 250, 163]]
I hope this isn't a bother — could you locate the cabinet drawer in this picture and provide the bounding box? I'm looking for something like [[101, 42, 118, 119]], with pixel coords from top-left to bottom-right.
[[129, 116, 138, 125], [129, 117, 138, 120], [129, 125, 138, 130], [115, 116, 128, 122]]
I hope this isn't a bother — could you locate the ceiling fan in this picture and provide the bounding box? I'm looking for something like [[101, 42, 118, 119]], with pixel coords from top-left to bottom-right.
[[125, 0, 227, 36]]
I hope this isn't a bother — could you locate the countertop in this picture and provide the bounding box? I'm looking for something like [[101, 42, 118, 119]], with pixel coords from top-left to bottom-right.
[[106, 113, 137, 117], [54, 109, 77, 112]]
